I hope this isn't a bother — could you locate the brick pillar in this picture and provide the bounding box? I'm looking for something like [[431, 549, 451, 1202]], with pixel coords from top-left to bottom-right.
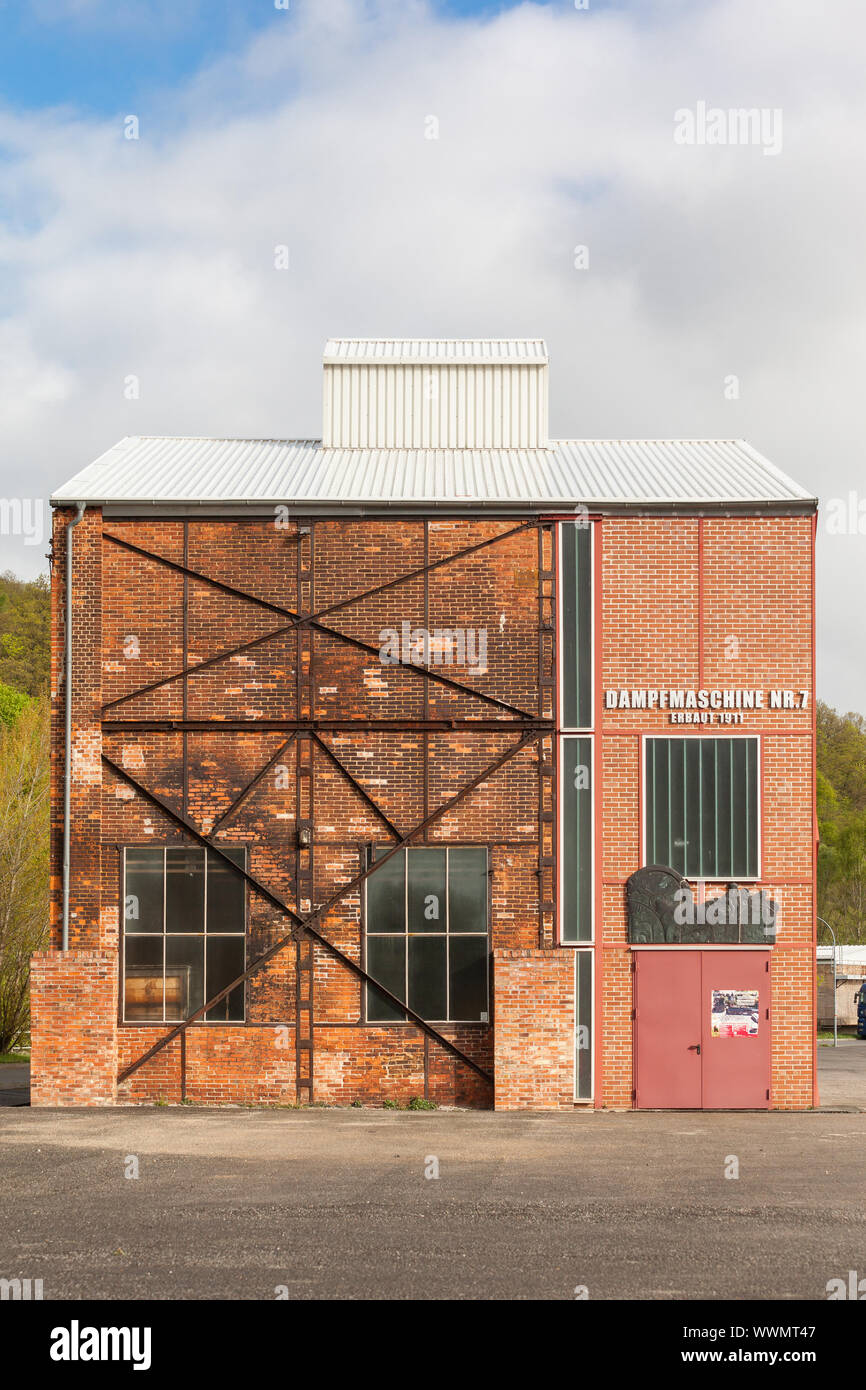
[[493, 948, 574, 1110], [30, 951, 118, 1106]]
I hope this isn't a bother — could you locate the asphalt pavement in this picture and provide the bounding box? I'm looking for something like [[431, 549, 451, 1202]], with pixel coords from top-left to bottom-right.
[[1, 1046, 865, 1300]]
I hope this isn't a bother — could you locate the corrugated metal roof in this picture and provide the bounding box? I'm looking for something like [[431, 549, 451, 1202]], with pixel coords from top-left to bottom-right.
[[51, 436, 815, 509], [323, 338, 548, 365]]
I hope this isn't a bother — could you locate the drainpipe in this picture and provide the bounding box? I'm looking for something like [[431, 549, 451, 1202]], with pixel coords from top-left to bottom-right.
[[62, 502, 86, 950]]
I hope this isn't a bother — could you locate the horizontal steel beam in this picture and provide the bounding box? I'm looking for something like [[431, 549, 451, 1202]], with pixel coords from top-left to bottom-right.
[[103, 718, 554, 733]]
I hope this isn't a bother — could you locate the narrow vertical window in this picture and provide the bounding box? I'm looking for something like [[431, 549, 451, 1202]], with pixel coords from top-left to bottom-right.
[[575, 949, 593, 1102], [561, 736, 593, 942], [560, 521, 592, 729]]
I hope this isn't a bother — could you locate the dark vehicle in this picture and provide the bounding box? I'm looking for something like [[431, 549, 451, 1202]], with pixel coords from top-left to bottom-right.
[[857, 987, 866, 1041]]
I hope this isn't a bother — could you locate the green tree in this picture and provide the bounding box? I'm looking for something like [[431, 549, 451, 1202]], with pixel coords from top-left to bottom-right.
[[0, 681, 29, 728], [0, 571, 50, 697], [0, 698, 50, 1054], [817, 702, 866, 943]]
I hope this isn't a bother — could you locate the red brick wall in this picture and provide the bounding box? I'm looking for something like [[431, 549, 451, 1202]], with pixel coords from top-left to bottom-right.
[[30, 951, 117, 1106], [38, 508, 815, 1111], [596, 515, 815, 1110], [493, 949, 574, 1109], [117, 1026, 296, 1106], [114, 1023, 492, 1108]]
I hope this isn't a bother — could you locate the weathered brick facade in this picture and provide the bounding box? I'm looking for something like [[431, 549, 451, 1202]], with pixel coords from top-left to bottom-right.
[[493, 949, 575, 1109], [42, 511, 552, 1107], [30, 950, 118, 1106], [37, 500, 816, 1111]]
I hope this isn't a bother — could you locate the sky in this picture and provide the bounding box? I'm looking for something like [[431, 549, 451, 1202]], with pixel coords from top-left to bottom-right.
[[0, 0, 864, 711]]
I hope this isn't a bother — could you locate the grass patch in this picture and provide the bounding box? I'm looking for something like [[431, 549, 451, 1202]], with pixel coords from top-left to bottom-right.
[[380, 1096, 439, 1111], [0, 1052, 29, 1065]]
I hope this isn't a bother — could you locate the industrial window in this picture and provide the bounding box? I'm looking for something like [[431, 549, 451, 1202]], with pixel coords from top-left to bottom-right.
[[644, 737, 759, 880], [559, 521, 592, 729], [560, 735, 594, 942], [364, 847, 489, 1024], [575, 949, 593, 1102], [122, 847, 246, 1023]]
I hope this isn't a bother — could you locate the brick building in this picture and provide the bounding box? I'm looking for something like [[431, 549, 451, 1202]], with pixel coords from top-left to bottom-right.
[[33, 338, 818, 1110]]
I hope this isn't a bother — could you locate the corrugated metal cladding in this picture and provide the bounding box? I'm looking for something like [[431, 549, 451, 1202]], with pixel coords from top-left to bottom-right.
[[322, 362, 549, 448], [51, 435, 816, 509], [322, 338, 548, 364]]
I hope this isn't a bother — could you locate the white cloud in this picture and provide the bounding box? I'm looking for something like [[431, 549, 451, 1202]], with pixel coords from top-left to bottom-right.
[[0, 0, 864, 708]]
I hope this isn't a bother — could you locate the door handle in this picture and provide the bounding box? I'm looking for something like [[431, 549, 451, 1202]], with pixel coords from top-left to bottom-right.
[[688, 1043, 701, 1055]]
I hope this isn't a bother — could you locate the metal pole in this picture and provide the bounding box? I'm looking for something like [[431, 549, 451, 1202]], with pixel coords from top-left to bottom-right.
[[818, 917, 837, 1047]]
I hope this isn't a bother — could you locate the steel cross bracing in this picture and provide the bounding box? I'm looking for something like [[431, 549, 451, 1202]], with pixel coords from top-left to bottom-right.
[[110, 730, 540, 1086], [101, 522, 539, 719], [103, 518, 556, 1095]]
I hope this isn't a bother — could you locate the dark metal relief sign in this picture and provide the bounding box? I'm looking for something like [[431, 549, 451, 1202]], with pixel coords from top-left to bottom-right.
[[626, 866, 777, 944]]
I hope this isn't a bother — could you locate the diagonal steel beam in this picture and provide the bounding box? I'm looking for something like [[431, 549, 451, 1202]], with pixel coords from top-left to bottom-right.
[[109, 729, 538, 1087], [101, 528, 538, 719], [310, 732, 403, 841], [304, 623, 535, 717], [105, 532, 295, 616], [208, 734, 297, 837], [101, 620, 298, 712], [307, 519, 536, 623]]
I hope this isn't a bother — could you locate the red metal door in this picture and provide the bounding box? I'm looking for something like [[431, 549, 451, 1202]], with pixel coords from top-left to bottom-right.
[[700, 950, 770, 1109], [634, 950, 702, 1108]]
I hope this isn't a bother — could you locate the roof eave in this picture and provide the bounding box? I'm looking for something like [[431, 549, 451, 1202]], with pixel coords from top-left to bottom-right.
[[54, 495, 819, 514]]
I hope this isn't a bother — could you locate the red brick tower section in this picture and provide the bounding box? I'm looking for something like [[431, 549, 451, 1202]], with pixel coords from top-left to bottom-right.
[[597, 515, 816, 1111]]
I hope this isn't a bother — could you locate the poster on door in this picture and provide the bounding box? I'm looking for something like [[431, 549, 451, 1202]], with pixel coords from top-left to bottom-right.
[[711, 989, 759, 1038]]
